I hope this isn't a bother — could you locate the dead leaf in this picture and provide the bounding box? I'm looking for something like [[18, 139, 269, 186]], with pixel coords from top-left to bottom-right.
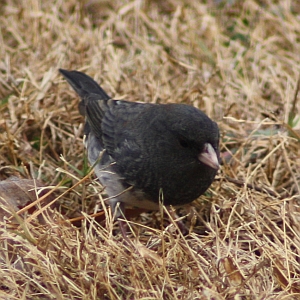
[[135, 242, 163, 266], [0, 176, 56, 223], [219, 257, 244, 287]]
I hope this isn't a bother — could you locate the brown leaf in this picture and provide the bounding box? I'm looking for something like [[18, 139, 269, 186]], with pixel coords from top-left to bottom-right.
[[0, 176, 56, 223], [220, 257, 244, 287], [135, 242, 163, 266]]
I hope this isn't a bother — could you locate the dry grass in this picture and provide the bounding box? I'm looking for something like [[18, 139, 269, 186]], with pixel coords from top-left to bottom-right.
[[1, 0, 300, 299]]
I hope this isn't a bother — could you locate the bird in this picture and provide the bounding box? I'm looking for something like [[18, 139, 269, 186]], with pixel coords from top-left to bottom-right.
[[59, 69, 220, 237]]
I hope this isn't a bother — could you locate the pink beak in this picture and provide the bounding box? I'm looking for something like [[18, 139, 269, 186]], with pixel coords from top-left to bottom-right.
[[198, 143, 219, 170]]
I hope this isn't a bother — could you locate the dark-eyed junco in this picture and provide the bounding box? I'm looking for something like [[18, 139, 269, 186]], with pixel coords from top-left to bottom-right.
[[59, 69, 220, 236]]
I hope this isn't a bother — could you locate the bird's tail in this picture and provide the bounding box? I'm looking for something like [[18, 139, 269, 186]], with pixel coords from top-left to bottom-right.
[[59, 69, 111, 116], [59, 69, 110, 100]]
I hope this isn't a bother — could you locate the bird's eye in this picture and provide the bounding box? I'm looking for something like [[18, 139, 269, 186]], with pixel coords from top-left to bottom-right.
[[179, 138, 189, 148]]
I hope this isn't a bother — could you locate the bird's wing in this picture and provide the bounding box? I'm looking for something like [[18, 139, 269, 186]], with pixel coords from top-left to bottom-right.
[[60, 69, 150, 173], [88, 99, 148, 158]]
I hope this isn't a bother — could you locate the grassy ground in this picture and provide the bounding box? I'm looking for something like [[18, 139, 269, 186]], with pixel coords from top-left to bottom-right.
[[1, 0, 300, 299]]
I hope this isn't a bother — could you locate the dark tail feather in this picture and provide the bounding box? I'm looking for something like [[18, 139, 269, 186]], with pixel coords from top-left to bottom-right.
[[59, 69, 111, 101]]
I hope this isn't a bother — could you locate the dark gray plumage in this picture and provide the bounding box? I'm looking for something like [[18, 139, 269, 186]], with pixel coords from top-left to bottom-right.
[[59, 69, 220, 231]]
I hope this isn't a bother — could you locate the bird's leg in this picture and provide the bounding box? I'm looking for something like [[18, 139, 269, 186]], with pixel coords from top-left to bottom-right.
[[118, 218, 131, 242], [113, 202, 132, 242], [167, 207, 189, 235]]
